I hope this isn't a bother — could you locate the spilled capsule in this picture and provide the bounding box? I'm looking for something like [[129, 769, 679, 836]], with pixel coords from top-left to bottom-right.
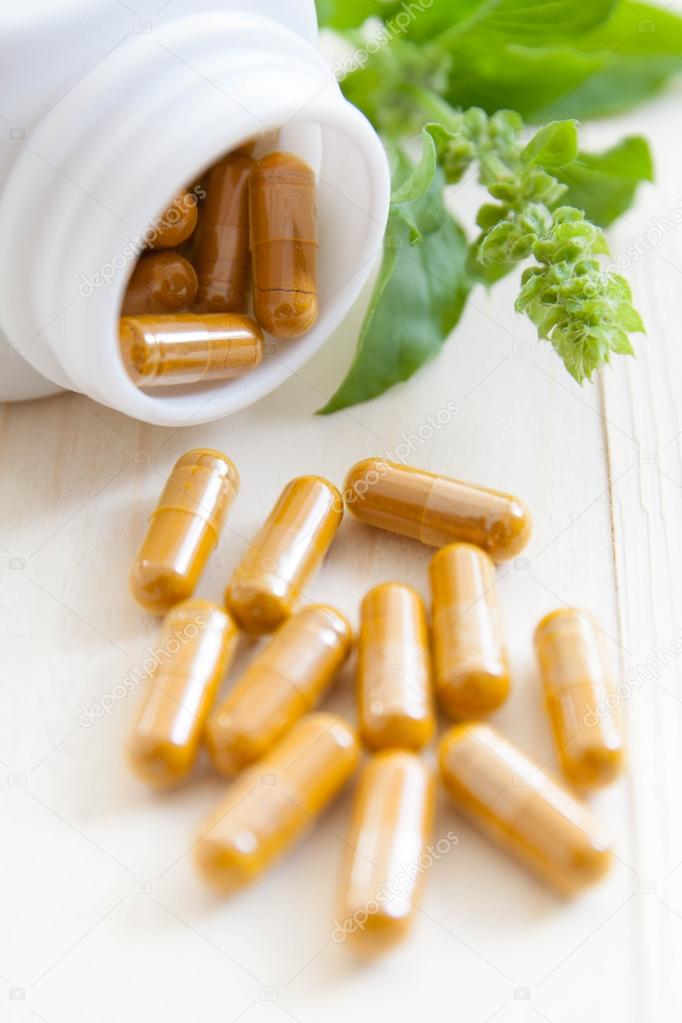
[[438, 723, 613, 896], [534, 608, 625, 788], [430, 543, 510, 719], [206, 604, 353, 776], [119, 313, 263, 388], [225, 475, 343, 635], [344, 459, 531, 561], [250, 152, 319, 339], [358, 583, 434, 751], [195, 713, 359, 893], [130, 449, 239, 614], [337, 752, 435, 956], [127, 600, 238, 788]]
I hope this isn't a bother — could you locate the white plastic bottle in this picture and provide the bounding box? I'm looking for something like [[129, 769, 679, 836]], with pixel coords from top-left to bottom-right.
[[0, 0, 390, 425]]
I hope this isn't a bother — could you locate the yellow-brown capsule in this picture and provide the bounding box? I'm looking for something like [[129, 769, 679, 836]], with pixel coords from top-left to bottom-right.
[[131, 449, 239, 614], [358, 584, 434, 751], [337, 752, 435, 956], [344, 459, 531, 561], [148, 190, 199, 249], [206, 604, 353, 776], [119, 313, 264, 388], [534, 609, 625, 788], [438, 723, 613, 896], [430, 543, 510, 719], [225, 476, 343, 635], [192, 150, 255, 313], [250, 152, 319, 339], [122, 251, 198, 316], [195, 713, 359, 893], [127, 600, 237, 788]]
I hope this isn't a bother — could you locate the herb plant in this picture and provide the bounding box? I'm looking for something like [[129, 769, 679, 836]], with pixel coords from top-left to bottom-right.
[[314, 0, 680, 413]]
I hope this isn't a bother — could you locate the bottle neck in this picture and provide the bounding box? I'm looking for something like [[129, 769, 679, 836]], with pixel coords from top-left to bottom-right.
[[0, 10, 390, 425]]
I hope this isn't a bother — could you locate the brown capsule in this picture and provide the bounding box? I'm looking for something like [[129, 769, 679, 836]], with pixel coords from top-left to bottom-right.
[[438, 723, 613, 896], [206, 604, 353, 776], [130, 449, 239, 614], [358, 583, 434, 751], [225, 476, 343, 635], [147, 191, 199, 249], [119, 313, 263, 388], [430, 543, 510, 719], [127, 600, 237, 788], [195, 713, 359, 893], [337, 752, 435, 956], [122, 251, 198, 316], [192, 150, 255, 313], [250, 151, 319, 339], [534, 609, 625, 788], [344, 459, 531, 561]]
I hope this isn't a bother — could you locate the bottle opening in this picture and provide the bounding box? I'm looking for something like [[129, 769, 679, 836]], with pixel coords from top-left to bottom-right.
[[117, 126, 323, 398]]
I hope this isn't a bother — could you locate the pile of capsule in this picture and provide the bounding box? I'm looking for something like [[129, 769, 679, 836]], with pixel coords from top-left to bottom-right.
[[126, 450, 624, 956], [119, 143, 318, 390]]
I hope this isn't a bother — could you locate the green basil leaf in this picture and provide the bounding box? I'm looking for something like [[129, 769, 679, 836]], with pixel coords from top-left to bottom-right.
[[317, 0, 486, 35], [447, 0, 617, 46], [315, 0, 402, 30], [390, 135, 438, 203], [521, 120, 578, 168], [318, 131, 470, 414], [555, 136, 654, 227], [441, 2, 682, 121], [318, 0, 616, 43]]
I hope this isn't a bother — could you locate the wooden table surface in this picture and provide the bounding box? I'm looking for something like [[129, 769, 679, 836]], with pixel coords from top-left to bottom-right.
[[3, 63, 682, 1023]]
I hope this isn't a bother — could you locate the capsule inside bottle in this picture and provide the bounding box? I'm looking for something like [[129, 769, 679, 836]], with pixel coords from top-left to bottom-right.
[[344, 459, 531, 561], [127, 600, 237, 788], [148, 190, 199, 249], [130, 448, 239, 614], [225, 475, 343, 635], [337, 752, 435, 956], [534, 608, 625, 788], [206, 604, 353, 776], [119, 313, 264, 388], [193, 149, 255, 313], [438, 723, 613, 895], [121, 251, 198, 316], [430, 543, 510, 719], [358, 583, 434, 751], [250, 151, 319, 339], [195, 713, 359, 893]]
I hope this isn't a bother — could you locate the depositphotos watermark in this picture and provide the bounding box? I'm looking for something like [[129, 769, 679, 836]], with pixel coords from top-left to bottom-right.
[[77, 614, 207, 727], [606, 198, 682, 275], [584, 627, 682, 726], [331, 0, 434, 80], [77, 185, 205, 298], [339, 400, 461, 512], [331, 829, 459, 943]]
